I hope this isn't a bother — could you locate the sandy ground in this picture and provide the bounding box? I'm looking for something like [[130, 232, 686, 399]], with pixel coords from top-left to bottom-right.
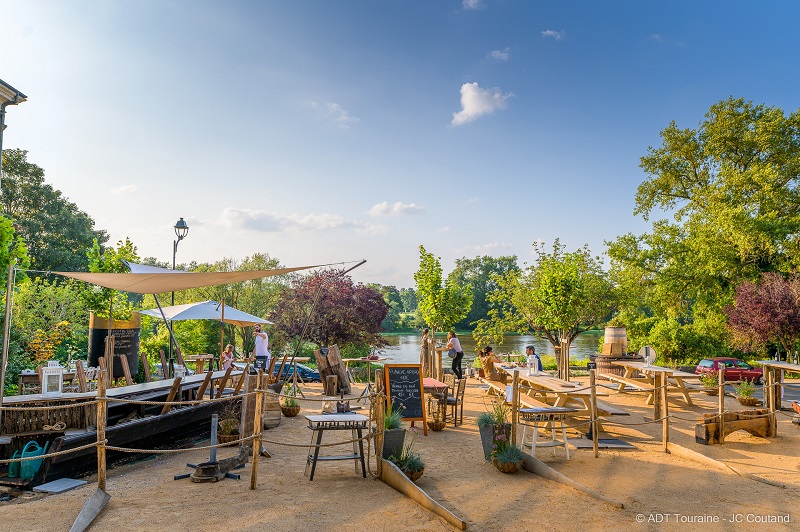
[[3, 377, 799, 531]]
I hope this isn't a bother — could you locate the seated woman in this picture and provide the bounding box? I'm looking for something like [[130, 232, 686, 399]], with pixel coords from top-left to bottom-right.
[[479, 346, 506, 384]]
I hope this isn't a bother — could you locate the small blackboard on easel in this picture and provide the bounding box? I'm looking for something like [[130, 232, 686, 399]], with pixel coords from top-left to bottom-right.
[[384, 364, 427, 435]]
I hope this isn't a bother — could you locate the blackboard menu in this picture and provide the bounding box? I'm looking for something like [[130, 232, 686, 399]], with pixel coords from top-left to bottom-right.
[[384, 364, 425, 421]]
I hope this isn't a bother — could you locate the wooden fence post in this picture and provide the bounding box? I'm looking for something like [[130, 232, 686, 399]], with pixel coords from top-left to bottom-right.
[[590, 369, 598, 458], [718, 366, 725, 445], [250, 370, 264, 490], [374, 371, 385, 477], [661, 373, 669, 453], [511, 371, 519, 447], [96, 370, 107, 491]]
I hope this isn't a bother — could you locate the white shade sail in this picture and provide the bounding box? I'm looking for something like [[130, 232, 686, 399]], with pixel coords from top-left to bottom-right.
[[140, 300, 272, 327]]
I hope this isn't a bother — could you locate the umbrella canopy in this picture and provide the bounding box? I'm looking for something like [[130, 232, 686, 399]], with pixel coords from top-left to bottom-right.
[[140, 300, 272, 327]]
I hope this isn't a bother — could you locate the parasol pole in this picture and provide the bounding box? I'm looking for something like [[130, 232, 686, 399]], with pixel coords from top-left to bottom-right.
[[217, 299, 225, 369], [153, 294, 181, 374]]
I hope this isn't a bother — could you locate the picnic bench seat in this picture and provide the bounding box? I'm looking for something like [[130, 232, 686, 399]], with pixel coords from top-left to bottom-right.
[[598, 373, 655, 392]]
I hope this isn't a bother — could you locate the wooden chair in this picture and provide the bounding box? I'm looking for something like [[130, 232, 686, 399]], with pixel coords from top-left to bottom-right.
[[446, 378, 467, 426]]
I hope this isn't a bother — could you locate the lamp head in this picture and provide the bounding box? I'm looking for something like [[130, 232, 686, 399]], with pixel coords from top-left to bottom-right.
[[174, 217, 189, 240]]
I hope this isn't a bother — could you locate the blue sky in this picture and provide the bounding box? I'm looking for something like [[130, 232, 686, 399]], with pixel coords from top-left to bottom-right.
[[3, 1, 800, 287]]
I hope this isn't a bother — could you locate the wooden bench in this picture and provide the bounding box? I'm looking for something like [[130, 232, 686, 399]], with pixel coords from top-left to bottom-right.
[[598, 373, 655, 392]]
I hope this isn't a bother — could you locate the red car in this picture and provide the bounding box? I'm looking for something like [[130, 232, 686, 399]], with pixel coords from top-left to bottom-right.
[[695, 358, 763, 384]]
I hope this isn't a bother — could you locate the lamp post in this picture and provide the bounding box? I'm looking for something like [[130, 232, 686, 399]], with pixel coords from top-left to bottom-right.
[[168, 218, 188, 374], [0, 78, 27, 188], [171, 217, 189, 305]]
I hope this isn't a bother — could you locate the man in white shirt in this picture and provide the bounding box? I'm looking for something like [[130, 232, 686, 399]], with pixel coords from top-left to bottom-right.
[[254, 323, 270, 372]]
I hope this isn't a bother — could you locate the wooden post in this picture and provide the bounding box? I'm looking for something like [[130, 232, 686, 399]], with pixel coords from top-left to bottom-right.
[[374, 372, 385, 477], [215, 366, 234, 399], [159, 350, 168, 380], [96, 370, 107, 491], [511, 371, 519, 446], [325, 375, 338, 396], [175, 347, 186, 367], [120, 355, 134, 387], [653, 370, 661, 422], [250, 370, 264, 490], [436, 350, 443, 382], [196, 370, 213, 400], [140, 351, 151, 382], [590, 369, 598, 458], [196, 358, 206, 374], [98, 356, 108, 389], [718, 366, 725, 445], [767, 370, 777, 437], [661, 373, 669, 453], [75, 360, 88, 393], [161, 377, 183, 415], [233, 364, 249, 395]]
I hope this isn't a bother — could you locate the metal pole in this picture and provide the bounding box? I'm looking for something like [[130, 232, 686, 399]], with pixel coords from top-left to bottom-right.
[[0, 261, 15, 431]]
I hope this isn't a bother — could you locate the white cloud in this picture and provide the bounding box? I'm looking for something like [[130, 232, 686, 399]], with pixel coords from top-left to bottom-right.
[[366, 201, 425, 217], [219, 208, 384, 235], [451, 82, 512, 126], [541, 29, 565, 40], [437, 226, 451, 233], [466, 197, 479, 204], [111, 184, 138, 195], [488, 48, 510, 61], [309, 101, 360, 128], [650, 33, 664, 43], [462, 0, 483, 10]]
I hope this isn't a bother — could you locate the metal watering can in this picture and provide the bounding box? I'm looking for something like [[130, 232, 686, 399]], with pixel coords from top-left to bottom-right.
[[20, 440, 49, 480]]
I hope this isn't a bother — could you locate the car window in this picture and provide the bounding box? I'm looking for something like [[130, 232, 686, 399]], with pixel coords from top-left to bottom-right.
[[722, 361, 735, 368], [734, 361, 751, 369], [698, 360, 714, 368]]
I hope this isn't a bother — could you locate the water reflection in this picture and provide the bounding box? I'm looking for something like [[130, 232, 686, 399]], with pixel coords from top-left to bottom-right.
[[380, 331, 602, 365]]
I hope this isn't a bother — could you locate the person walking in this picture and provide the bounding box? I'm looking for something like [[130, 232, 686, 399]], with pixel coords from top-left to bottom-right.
[[447, 331, 464, 380]]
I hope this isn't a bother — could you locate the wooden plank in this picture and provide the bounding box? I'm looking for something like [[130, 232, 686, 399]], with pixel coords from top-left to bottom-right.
[[97, 357, 109, 388], [140, 351, 151, 383], [75, 360, 88, 393], [68, 488, 111, 532], [195, 370, 213, 400], [232, 363, 249, 395], [120, 355, 134, 387], [521, 454, 624, 508], [160, 377, 183, 415], [380, 459, 467, 529], [195, 358, 206, 374], [159, 350, 168, 380], [215, 366, 234, 399]]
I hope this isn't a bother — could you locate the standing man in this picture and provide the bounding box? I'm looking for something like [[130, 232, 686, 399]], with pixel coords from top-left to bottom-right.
[[525, 345, 542, 372], [254, 323, 270, 374]]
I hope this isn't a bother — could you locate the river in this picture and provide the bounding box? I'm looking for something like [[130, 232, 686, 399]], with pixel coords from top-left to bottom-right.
[[379, 331, 603, 365]]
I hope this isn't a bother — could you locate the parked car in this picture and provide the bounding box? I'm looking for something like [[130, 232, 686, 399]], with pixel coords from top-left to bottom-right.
[[695, 358, 763, 384]]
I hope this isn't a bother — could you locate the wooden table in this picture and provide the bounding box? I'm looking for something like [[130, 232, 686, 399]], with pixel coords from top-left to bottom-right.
[[423, 378, 450, 426], [609, 360, 701, 406], [494, 366, 603, 411], [185, 354, 215, 373], [304, 413, 368, 481], [18, 371, 77, 395]]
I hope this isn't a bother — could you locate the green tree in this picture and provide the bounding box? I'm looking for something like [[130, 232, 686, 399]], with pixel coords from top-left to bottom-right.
[[399, 287, 417, 313], [450, 255, 519, 330], [475, 241, 614, 354], [413, 246, 472, 336], [1, 149, 108, 272], [608, 97, 800, 362], [82, 238, 140, 320]]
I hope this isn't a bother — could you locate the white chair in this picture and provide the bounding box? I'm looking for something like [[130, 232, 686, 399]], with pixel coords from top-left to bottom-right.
[[518, 406, 578, 460]]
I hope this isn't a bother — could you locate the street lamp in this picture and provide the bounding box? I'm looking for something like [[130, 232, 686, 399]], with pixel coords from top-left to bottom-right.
[[0, 78, 27, 186], [171, 217, 189, 305]]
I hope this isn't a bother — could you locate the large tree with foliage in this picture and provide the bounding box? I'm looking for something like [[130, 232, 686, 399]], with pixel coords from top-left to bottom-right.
[[1, 149, 108, 272], [608, 97, 800, 362], [450, 255, 519, 330], [475, 241, 614, 353], [82, 238, 140, 320], [725, 273, 800, 358], [413, 246, 472, 334], [268, 269, 389, 351]]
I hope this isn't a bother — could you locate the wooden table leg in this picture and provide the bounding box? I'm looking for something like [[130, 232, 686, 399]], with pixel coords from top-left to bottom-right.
[[309, 429, 324, 481], [357, 428, 366, 478]]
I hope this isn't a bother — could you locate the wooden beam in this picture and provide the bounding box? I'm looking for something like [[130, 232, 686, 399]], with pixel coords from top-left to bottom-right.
[[215, 366, 234, 399], [75, 360, 88, 393], [120, 355, 134, 387], [233, 364, 249, 395], [521, 454, 624, 508], [667, 442, 785, 488], [196, 370, 214, 400], [160, 377, 183, 415], [140, 351, 151, 383], [175, 347, 186, 367], [380, 458, 467, 529], [159, 350, 168, 380]]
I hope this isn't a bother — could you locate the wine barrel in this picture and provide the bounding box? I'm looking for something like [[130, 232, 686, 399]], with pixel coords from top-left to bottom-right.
[[263, 390, 281, 429], [603, 326, 627, 348]]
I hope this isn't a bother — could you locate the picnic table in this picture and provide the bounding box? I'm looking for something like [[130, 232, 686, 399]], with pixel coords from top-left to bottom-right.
[[494, 365, 605, 411], [607, 360, 702, 406], [755, 360, 800, 410]]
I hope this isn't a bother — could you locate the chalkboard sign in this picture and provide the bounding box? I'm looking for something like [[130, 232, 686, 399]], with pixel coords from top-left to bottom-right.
[[384, 364, 426, 424]]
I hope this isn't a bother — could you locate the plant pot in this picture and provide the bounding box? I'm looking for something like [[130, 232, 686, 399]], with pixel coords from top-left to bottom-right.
[[217, 433, 239, 444], [403, 468, 424, 482], [704, 389, 719, 396], [427, 420, 446, 431], [281, 405, 301, 417], [382, 428, 406, 459], [738, 396, 758, 406], [492, 457, 521, 474], [479, 422, 511, 460]]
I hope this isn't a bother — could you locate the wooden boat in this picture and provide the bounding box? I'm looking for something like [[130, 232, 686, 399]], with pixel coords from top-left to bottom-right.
[[0, 370, 241, 489]]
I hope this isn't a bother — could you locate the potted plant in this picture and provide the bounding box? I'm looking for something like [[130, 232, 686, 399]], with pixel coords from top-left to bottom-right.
[[381, 402, 406, 459], [490, 432, 524, 474], [217, 401, 241, 444], [700, 373, 719, 395], [388, 428, 425, 482], [478, 399, 511, 460], [281, 383, 301, 417], [734, 379, 759, 406]]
